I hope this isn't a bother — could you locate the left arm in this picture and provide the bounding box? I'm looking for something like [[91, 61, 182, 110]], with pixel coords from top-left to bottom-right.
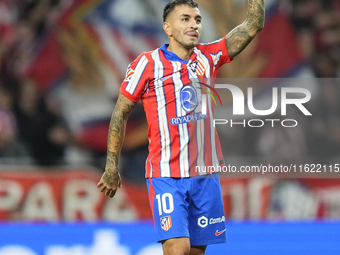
[[225, 0, 265, 59]]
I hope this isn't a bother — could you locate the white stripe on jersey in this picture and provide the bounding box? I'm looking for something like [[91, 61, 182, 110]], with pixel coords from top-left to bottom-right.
[[152, 50, 171, 177], [210, 51, 223, 67], [171, 61, 190, 177], [210, 51, 224, 74], [187, 59, 205, 173], [194, 48, 220, 170], [149, 153, 154, 178], [126, 55, 149, 94], [199, 38, 223, 46]]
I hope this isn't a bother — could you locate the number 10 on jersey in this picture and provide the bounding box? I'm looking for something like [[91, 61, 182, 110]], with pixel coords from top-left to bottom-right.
[[156, 193, 174, 216]]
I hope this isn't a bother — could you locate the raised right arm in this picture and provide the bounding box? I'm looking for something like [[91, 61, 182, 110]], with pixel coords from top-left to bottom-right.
[[97, 92, 137, 198]]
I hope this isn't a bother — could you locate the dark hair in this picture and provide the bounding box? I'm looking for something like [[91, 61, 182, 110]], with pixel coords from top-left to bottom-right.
[[163, 0, 199, 22]]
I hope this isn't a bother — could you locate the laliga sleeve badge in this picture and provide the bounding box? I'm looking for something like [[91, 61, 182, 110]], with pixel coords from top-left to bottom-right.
[[124, 67, 135, 82]]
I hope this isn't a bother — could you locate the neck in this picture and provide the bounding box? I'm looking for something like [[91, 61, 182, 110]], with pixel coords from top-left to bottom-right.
[[167, 42, 194, 61]]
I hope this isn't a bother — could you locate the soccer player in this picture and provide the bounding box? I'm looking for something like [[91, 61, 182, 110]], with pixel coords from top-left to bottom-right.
[[97, 0, 265, 254]]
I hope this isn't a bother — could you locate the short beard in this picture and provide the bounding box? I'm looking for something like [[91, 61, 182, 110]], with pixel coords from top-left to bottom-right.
[[183, 41, 197, 50], [171, 35, 199, 51]]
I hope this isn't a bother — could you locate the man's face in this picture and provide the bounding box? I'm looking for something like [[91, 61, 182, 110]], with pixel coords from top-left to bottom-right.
[[164, 5, 202, 49]]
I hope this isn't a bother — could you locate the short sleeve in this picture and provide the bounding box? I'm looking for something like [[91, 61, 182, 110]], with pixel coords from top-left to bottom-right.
[[216, 37, 233, 67], [120, 54, 150, 103], [198, 38, 233, 70]]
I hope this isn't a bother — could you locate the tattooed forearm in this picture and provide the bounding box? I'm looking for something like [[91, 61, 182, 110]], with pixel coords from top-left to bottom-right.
[[245, 0, 265, 33], [225, 0, 265, 58], [106, 93, 136, 173], [109, 95, 135, 137]]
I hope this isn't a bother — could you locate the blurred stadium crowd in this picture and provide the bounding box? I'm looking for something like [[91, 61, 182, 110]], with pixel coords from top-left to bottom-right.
[[0, 0, 72, 165], [0, 0, 340, 178]]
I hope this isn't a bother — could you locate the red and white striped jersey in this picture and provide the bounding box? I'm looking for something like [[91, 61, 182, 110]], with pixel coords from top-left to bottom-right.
[[120, 38, 232, 178]]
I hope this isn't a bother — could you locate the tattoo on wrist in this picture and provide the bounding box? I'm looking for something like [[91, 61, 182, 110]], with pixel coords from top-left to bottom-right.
[[107, 151, 119, 170]]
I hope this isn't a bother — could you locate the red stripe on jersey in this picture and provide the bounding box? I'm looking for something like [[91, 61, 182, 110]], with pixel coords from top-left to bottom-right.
[[147, 178, 156, 226], [158, 51, 181, 177], [215, 129, 224, 166]]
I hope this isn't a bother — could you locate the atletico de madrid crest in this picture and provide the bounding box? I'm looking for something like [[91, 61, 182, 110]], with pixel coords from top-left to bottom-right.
[[190, 60, 206, 77], [160, 216, 172, 231]]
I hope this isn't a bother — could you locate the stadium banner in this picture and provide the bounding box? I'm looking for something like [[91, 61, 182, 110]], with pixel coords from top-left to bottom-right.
[[1, 170, 340, 221], [0, 169, 150, 222], [0, 222, 339, 255]]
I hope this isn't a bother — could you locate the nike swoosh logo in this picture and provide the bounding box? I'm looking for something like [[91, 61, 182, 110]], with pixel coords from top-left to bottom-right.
[[215, 229, 226, 236], [160, 75, 173, 82]]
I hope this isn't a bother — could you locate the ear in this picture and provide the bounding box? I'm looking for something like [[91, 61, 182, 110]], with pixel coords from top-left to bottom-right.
[[163, 22, 172, 36]]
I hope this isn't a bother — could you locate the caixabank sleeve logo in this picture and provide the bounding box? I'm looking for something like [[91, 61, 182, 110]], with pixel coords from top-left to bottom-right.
[[170, 81, 222, 125]]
